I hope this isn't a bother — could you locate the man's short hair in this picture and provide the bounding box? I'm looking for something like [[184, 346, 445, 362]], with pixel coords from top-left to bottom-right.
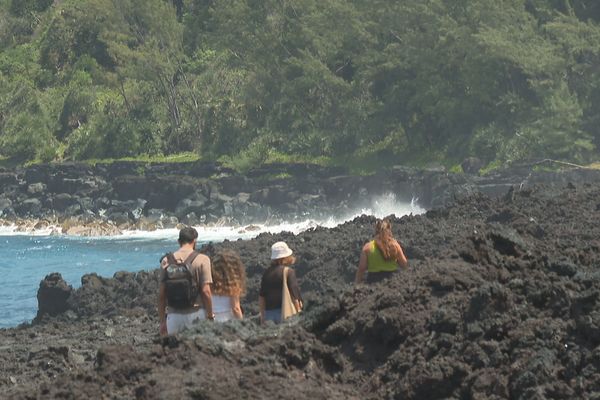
[[178, 226, 198, 244]]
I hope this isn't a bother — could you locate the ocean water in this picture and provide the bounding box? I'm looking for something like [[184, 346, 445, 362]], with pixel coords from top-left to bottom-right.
[[0, 194, 425, 328], [0, 235, 173, 329]]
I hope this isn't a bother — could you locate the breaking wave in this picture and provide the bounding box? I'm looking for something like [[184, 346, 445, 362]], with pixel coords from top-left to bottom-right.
[[0, 193, 425, 239]]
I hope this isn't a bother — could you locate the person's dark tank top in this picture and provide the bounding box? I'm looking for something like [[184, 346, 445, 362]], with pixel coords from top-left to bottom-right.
[[259, 265, 302, 310]]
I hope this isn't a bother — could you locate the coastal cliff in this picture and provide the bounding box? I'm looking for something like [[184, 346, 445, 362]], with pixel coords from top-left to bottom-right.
[[2, 161, 600, 235]]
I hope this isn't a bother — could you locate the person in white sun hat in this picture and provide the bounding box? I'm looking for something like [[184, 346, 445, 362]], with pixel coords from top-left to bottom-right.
[[259, 241, 303, 324]]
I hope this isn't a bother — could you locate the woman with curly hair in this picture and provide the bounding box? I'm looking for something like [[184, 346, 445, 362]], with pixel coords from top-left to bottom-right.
[[355, 218, 408, 284], [210, 249, 246, 321]]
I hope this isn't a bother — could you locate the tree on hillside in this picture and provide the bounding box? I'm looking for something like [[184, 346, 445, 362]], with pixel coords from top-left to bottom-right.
[[0, 0, 599, 167]]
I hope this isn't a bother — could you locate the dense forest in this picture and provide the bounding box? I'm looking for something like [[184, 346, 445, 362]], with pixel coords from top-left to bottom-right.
[[1, 0, 599, 170]]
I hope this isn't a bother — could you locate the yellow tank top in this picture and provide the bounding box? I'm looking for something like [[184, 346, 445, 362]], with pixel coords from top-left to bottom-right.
[[367, 241, 398, 273]]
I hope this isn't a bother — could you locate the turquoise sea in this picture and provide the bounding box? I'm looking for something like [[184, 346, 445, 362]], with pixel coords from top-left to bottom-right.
[[0, 235, 175, 329]]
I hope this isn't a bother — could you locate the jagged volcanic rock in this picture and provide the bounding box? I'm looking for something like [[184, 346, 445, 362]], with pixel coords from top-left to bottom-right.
[[2, 182, 600, 398], [35, 273, 72, 320]]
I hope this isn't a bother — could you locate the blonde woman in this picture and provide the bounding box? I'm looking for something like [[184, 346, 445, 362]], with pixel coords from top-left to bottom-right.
[[259, 241, 303, 324], [355, 219, 408, 284], [210, 249, 246, 321]]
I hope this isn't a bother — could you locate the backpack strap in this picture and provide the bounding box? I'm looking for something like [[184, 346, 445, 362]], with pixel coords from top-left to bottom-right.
[[184, 251, 201, 291], [160, 252, 177, 266], [183, 251, 200, 267], [165, 252, 177, 265]]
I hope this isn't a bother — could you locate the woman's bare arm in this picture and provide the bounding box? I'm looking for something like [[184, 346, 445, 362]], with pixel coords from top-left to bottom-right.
[[158, 284, 167, 336], [396, 242, 408, 268], [293, 298, 303, 312], [258, 296, 266, 324], [355, 243, 370, 284], [230, 295, 243, 319]]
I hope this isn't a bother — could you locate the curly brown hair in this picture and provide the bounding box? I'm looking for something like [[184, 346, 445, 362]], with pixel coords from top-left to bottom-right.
[[211, 249, 246, 297]]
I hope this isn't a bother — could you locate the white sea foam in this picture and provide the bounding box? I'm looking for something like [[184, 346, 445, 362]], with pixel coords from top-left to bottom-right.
[[120, 193, 425, 240], [0, 224, 58, 236], [0, 193, 425, 239]]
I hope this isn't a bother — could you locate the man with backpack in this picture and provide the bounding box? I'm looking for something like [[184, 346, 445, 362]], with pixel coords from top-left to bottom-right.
[[158, 226, 215, 336]]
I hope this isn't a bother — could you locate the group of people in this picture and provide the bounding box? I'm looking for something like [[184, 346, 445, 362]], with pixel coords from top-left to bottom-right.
[[158, 218, 408, 336]]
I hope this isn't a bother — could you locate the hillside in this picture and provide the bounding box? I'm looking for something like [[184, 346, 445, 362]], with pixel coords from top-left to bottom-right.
[[1, 0, 600, 169]]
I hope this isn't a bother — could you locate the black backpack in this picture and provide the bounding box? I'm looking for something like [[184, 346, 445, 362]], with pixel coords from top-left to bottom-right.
[[163, 251, 200, 309]]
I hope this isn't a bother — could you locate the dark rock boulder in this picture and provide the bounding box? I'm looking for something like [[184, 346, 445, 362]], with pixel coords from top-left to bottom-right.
[[47, 177, 98, 195], [26, 182, 46, 196], [186, 161, 226, 178], [175, 197, 208, 218], [106, 210, 131, 226], [23, 166, 49, 183], [51, 193, 78, 212], [65, 271, 160, 318], [93, 197, 112, 212], [114, 199, 146, 217], [218, 175, 252, 195], [461, 157, 485, 174], [250, 185, 295, 206], [181, 212, 202, 225], [0, 196, 12, 211], [111, 175, 154, 201], [100, 161, 143, 179], [15, 198, 42, 215], [77, 196, 94, 211], [35, 273, 72, 320], [113, 175, 199, 210], [548, 260, 578, 277]]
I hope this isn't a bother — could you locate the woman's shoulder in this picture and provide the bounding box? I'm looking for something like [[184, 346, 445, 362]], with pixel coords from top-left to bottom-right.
[[362, 241, 374, 252]]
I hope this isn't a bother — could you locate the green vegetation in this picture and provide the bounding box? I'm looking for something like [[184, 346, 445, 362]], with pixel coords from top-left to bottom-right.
[[1, 0, 599, 170], [479, 160, 504, 176], [82, 152, 200, 166], [449, 164, 464, 174]]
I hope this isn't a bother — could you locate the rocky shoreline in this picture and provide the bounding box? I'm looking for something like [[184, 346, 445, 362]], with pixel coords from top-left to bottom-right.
[[3, 160, 600, 236], [1, 178, 600, 398]]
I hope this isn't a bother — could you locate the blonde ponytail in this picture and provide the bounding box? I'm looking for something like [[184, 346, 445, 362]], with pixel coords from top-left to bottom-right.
[[374, 219, 401, 262]]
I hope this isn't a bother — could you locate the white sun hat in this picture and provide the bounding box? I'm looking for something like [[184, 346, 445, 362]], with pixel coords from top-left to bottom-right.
[[271, 241, 293, 260]]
